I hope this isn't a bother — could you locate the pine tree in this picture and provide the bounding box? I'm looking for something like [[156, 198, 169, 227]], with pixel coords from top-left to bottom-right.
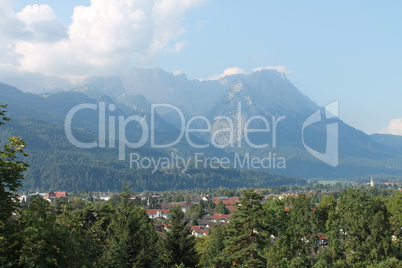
[[102, 189, 161, 267], [202, 224, 226, 267], [164, 205, 199, 267], [219, 189, 266, 267]]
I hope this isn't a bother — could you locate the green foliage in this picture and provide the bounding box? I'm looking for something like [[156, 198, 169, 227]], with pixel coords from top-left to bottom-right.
[[386, 191, 402, 236], [18, 196, 86, 267], [317, 194, 336, 233], [0, 218, 21, 267], [99, 187, 161, 267], [322, 189, 395, 266], [164, 205, 199, 267], [0, 105, 29, 221], [367, 257, 402, 268], [185, 201, 206, 221], [219, 189, 266, 267], [261, 194, 320, 266], [0, 105, 29, 267], [102, 208, 161, 267], [4, 185, 402, 267], [261, 198, 290, 267], [201, 224, 226, 267]]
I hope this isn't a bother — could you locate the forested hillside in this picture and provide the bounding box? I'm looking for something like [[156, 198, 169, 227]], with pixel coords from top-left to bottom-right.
[[0, 110, 305, 191]]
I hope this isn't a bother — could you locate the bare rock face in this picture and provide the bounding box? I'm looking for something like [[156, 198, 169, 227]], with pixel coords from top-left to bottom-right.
[[206, 69, 318, 147]]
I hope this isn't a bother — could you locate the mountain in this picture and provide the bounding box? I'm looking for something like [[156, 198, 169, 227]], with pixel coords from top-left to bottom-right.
[[1, 72, 73, 93], [215, 70, 317, 114], [121, 68, 226, 119], [1, 68, 402, 191], [371, 133, 402, 153], [202, 70, 402, 178], [71, 76, 126, 99], [0, 82, 306, 191], [205, 70, 317, 144]]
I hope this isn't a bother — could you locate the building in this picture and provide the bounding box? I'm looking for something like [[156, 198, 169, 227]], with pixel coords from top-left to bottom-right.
[[370, 177, 375, 187], [44, 191, 68, 202], [191, 225, 210, 238], [212, 213, 232, 223], [146, 209, 171, 219]]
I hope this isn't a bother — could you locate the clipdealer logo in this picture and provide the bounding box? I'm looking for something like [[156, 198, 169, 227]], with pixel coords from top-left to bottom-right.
[[64, 101, 339, 171], [302, 101, 339, 167], [64, 102, 285, 158]]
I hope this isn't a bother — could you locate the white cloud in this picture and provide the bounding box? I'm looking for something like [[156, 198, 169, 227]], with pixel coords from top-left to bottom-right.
[[17, 4, 56, 24], [172, 70, 183, 76], [223, 67, 245, 76], [168, 40, 188, 53], [252, 66, 291, 74], [202, 66, 291, 81], [378, 118, 402, 136], [0, 0, 204, 79], [203, 67, 245, 80]]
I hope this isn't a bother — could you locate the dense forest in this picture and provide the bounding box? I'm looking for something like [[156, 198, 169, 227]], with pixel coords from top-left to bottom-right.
[[0, 105, 306, 192], [3, 187, 402, 267]]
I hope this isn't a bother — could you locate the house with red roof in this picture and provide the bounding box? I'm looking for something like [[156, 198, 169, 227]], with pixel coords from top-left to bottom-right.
[[44, 191, 68, 202], [191, 225, 210, 238], [146, 209, 171, 219], [212, 213, 232, 223], [226, 205, 237, 213], [212, 199, 236, 206]]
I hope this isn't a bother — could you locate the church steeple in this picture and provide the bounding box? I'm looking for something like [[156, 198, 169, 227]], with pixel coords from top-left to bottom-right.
[[370, 177, 375, 187]]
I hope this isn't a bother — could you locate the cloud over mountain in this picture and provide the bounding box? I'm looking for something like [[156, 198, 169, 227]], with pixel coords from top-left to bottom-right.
[[0, 0, 204, 79], [379, 118, 402, 136], [203, 66, 291, 81]]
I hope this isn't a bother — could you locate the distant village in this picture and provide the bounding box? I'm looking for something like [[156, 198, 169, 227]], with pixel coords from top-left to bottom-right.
[[17, 178, 402, 239]]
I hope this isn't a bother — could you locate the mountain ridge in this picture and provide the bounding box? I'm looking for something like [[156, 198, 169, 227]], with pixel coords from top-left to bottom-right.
[[1, 68, 402, 189]]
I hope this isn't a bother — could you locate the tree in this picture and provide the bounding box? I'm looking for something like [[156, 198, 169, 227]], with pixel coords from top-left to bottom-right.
[[317, 194, 336, 233], [261, 197, 289, 267], [201, 224, 226, 267], [185, 200, 206, 221], [386, 191, 402, 259], [219, 189, 266, 267], [164, 205, 199, 267], [323, 189, 394, 266], [102, 188, 161, 267], [288, 195, 317, 250], [282, 194, 317, 266], [18, 196, 84, 267], [0, 104, 29, 221], [56, 203, 105, 266], [386, 191, 402, 236], [0, 105, 29, 266], [261, 194, 317, 267], [367, 257, 402, 268]]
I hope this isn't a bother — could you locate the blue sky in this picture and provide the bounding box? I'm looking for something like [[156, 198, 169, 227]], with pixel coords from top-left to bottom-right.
[[2, 0, 402, 134]]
